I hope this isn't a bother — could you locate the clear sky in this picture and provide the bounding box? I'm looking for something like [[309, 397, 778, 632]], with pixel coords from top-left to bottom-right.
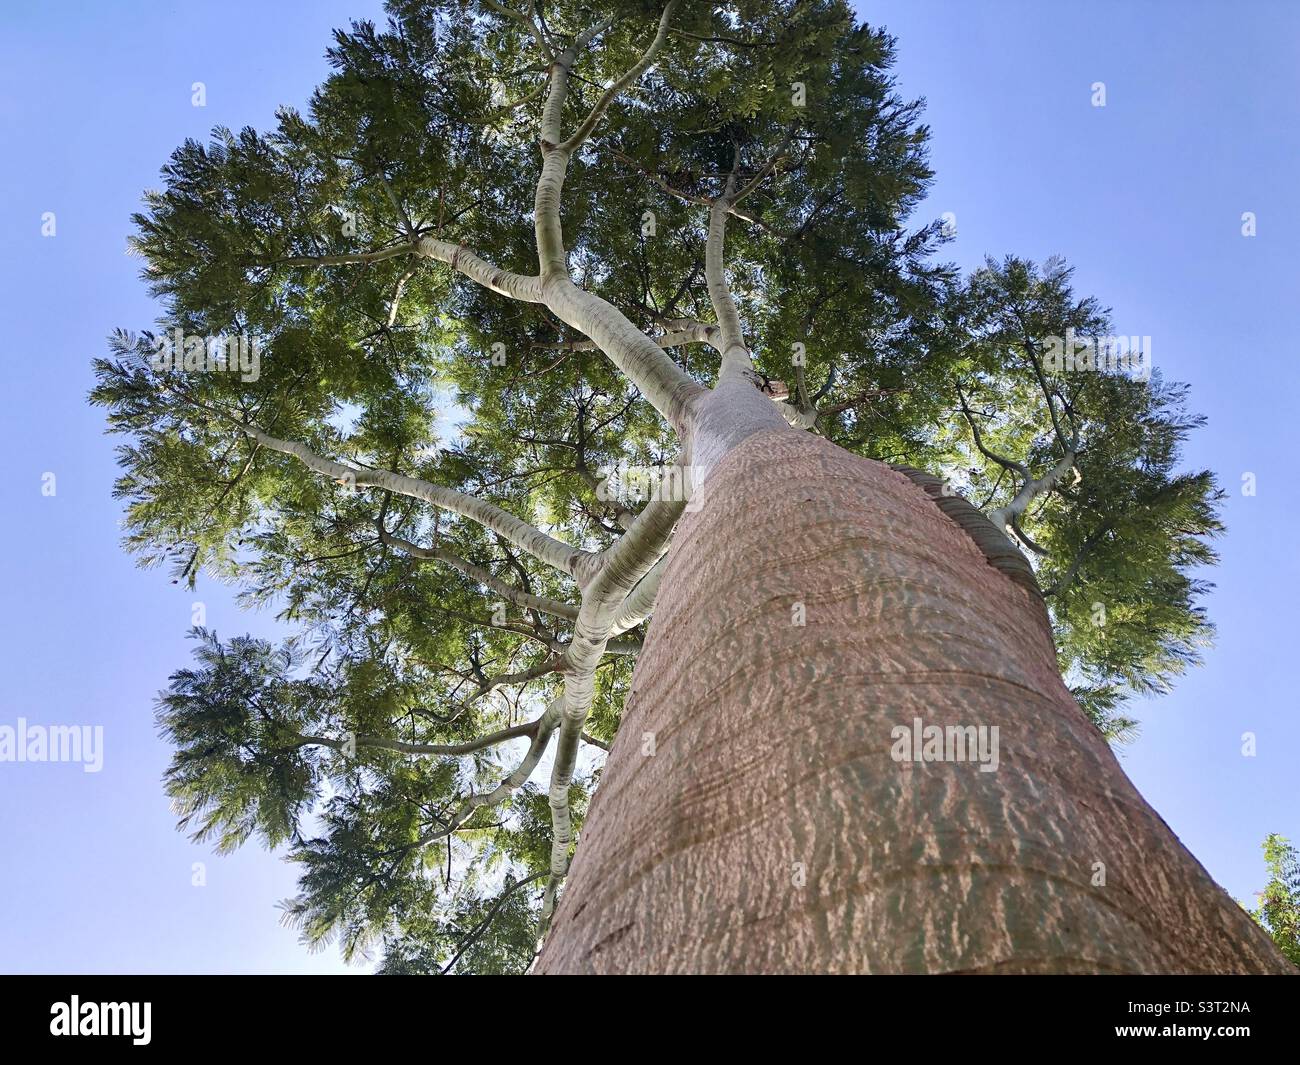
[[0, 0, 1294, 974]]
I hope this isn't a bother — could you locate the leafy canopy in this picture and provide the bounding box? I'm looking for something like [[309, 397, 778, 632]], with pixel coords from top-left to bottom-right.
[[92, 0, 1224, 969]]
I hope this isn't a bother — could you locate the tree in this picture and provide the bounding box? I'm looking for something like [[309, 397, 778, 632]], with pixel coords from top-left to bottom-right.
[[1247, 835, 1300, 967], [93, 0, 1288, 973]]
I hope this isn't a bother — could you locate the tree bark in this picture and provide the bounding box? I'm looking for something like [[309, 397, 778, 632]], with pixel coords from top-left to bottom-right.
[[535, 426, 1290, 974]]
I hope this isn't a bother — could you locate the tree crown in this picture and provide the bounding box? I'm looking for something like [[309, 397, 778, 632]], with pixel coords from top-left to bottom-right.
[[92, 0, 1224, 969]]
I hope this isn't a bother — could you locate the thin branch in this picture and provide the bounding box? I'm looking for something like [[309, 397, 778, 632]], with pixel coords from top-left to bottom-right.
[[470, 652, 567, 705], [559, 1, 681, 154], [731, 130, 796, 205], [671, 27, 771, 48], [424, 695, 564, 845], [608, 148, 775, 233], [268, 241, 418, 268], [1011, 307, 1078, 457], [495, 78, 549, 113], [580, 732, 610, 751], [956, 384, 1029, 477], [1044, 521, 1113, 598], [294, 717, 541, 758], [377, 172, 415, 237], [376, 516, 581, 622], [532, 322, 719, 353], [439, 871, 547, 975], [1010, 513, 1048, 555], [483, 0, 554, 61]]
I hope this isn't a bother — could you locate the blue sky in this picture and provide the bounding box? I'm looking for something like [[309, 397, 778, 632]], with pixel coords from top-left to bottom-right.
[[0, 0, 1294, 973]]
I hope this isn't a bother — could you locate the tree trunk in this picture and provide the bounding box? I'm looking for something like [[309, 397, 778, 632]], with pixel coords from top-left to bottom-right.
[[536, 426, 1289, 974]]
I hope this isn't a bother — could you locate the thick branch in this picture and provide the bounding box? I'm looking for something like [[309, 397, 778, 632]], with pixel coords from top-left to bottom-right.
[[541, 491, 684, 927], [988, 450, 1076, 539], [416, 236, 544, 302], [377, 521, 581, 622], [610, 555, 666, 635], [525, 9, 705, 436], [540, 280, 706, 434], [239, 423, 597, 583], [706, 169, 753, 378]]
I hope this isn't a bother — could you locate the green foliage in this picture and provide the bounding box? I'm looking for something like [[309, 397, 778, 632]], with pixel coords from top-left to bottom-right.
[[923, 257, 1224, 741], [1247, 834, 1300, 967], [96, 1, 1226, 969], [376, 868, 544, 974]]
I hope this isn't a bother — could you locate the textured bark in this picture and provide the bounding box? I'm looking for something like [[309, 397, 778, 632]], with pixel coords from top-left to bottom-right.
[[536, 427, 1290, 974], [889, 464, 1042, 601]]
